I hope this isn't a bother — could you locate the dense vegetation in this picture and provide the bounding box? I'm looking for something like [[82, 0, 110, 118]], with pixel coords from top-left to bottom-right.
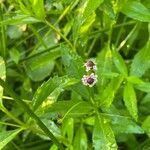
[[0, 0, 150, 149]]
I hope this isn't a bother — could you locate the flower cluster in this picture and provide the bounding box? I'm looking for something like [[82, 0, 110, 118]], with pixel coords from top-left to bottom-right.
[[81, 59, 97, 87]]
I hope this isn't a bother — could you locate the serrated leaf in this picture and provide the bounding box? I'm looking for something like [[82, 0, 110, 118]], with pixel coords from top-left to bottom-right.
[[112, 49, 128, 76], [121, 1, 150, 22], [32, 76, 78, 111], [0, 56, 6, 107], [100, 75, 123, 108], [0, 129, 22, 149], [130, 41, 150, 77], [93, 114, 117, 150], [25, 49, 61, 81], [123, 82, 138, 121], [73, 124, 87, 150]]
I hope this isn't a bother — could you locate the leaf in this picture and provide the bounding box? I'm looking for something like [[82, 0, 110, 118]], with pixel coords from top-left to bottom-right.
[[93, 114, 117, 150], [0, 56, 6, 107], [0, 129, 22, 149], [100, 75, 123, 108], [0, 11, 39, 25], [121, 1, 150, 22], [85, 114, 144, 134], [135, 82, 150, 93], [112, 48, 128, 76], [62, 118, 74, 144], [127, 76, 143, 84], [142, 116, 150, 137], [42, 100, 93, 118], [9, 48, 20, 64], [123, 82, 138, 121], [32, 76, 78, 111], [130, 41, 150, 77], [101, 0, 116, 20], [82, 0, 104, 21], [24, 49, 61, 81], [96, 45, 114, 89], [73, 125, 87, 150], [30, 0, 45, 20]]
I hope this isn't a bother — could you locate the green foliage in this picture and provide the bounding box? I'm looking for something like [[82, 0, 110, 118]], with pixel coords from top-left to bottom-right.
[[93, 114, 117, 150], [0, 0, 150, 149], [123, 82, 138, 121], [0, 129, 22, 149], [121, 1, 150, 22]]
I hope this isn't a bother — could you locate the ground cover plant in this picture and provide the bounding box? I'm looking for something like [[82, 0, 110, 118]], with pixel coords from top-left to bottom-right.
[[0, 0, 150, 149]]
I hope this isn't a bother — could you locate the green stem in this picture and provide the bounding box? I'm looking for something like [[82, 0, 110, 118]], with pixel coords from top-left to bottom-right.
[[0, 78, 64, 150], [44, 19, 75, 52], [0, 4, 6, 57], [1, 107, 24, 125]]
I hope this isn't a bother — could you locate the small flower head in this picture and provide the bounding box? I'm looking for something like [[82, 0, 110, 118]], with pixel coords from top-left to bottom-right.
[[82, 73, 97, 87], [84, 59, 97, 72]]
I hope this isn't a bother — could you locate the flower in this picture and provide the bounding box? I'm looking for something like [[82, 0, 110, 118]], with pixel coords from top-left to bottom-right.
[[84, 59, 97, 72], [81, 73, 97, 87]]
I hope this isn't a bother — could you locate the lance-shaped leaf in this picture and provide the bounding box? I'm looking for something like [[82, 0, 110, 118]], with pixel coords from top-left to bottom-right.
[[130, 41, 150, 77], [93, 114, 117, 150], [121, 1, 150, 22], [0, 129, 22, 149], [73, 124, 87, 150], [112, 49, 128, 76], [32, 76, 78, 111], [123, 82, 138, 121], [100, 75, 123, 108]]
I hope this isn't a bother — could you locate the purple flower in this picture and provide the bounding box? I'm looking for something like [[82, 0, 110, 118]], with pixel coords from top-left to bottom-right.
[[84, 59, 97, 72], [82, 73, 97, 87]]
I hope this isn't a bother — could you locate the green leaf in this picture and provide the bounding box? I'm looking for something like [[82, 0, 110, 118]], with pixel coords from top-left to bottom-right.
[[43, 100, 93, 118], [73, 125, 87, 150], [7, 25, 23, 39], [32, 76, 78, 111], [31, 0, 45, 20], [82, 0, 104, 21], [96, 45, 114, 89], [0, 129, 22, 149], [24, 49, 61, 81], [130, 41, 150, 77], [85, 114, 144, 134], [93, 114, 117, 150], [112, 49, 128, 76], [135, 82, 150, 93], [142, 116, 150, 137], [121, 1, 150, 22], [100, 75, 123, 108], [127, 76, 143, 84], [106, 114, 144, 134], [123, 82, 138, 121], [0, 56, 6, 107], [9, 48, 20, 64], [62, 118, 74, 144]]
